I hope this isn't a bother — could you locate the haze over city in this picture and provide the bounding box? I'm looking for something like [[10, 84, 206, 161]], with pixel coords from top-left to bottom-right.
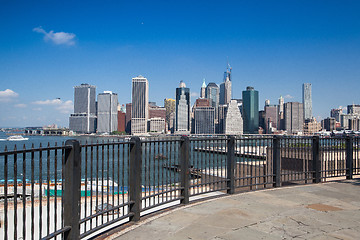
[[1, 0, 360, 127]]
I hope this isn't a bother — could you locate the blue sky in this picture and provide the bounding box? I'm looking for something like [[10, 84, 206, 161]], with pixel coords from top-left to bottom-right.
[[0, 0, 359, 127]]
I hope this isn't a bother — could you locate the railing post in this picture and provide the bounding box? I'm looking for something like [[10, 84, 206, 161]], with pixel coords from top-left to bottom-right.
[[64, 140, 81, 240], [346, 136, 353, 179], [129, 136, 142, 222], [180, 136, 190, 204], [227, 136, 235, 194], [272, 136, 281, 187], [312, 136, 321, 183]]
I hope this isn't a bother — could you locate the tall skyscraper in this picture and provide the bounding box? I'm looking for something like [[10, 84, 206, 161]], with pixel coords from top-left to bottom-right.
[[200, 79, 206, 99], [194, 107, 215, 134], [175, 81, 190, 133], [330, 108, 343, 122], [206, 82, 219, 120], [131, 75, 149, 135], [284, 102, 304, 134], [97, 91, 118, 133], [242, 86, 259, 134], [302, 83, 312, 120], [69, 83, 97, 133], [219, 64, 232, 105], [278, 96, 285, 130], [164, 98, 175, 131], [347, 104, 360, 115], [224, 100, 243, 135]]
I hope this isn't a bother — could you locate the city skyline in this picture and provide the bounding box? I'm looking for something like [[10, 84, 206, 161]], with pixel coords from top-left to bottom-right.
[[1, 1, 360, 127]]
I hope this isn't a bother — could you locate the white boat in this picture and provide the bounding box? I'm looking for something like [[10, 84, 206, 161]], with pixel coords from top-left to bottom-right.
[[6, 135, 29, 141]]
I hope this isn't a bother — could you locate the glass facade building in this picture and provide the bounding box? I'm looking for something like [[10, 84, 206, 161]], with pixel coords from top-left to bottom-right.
[[242, 86, 259, 134]]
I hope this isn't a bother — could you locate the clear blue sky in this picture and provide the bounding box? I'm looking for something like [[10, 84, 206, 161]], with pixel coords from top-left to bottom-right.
[[0, 0, 359, 127]]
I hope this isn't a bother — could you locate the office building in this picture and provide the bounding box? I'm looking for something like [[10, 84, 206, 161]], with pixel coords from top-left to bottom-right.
[[97, 91, 118, 133], [284, 102, 304, 134], [194, 107, 215, 134], [349, 118, 360, 131], [341, 114, 352, 129], [304, 119, 322, 135], [224, 100, 243, 135], [69, 83, 97, 133], [125, 103, 132, 134], [175, 81, 190, 133], [330, 108, 343, 122], [200, 79, 206, 99], [278, 96, 285, 130], [206, 82, 219, 119], [131, 75, 149, 135], [347, 104, 360, 115], [118, 110, 125, 132], [164, 98, 175, 131], [195, 98, 210, 107], [302, 83, 312, 120], [322, 117, 336, 131], [148, 118, 166, 133], [264, 105, 278, 134], [242, 86, 259, 134], [219, 65, 232, 105]]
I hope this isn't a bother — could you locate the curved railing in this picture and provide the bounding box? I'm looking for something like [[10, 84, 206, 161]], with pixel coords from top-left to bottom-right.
[[0, 135, 359, 239]]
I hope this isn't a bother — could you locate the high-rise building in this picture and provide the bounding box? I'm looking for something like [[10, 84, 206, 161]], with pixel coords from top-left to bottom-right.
[[69, 83, 97, 133], [219, 65, 232, 105], [97, 91, 118, 133], [200, 79, 206, 99], [284, 102, 304, 134], [131, 75, 149, 135], [340, 114, 352, 129], [278, 96, 285, 130], [330, 108, 343, 122], [302, 83, 312, 120], [175, 81, 190, 133], [205, 82, 220, 119], [264, 105, 278, 133], [148, 118, 166, 133], [322, 117, 336, 131], [347, 104, 360, 115], [304, 118, 322, 135], [164, 98, 175, 131], [125, 103, 132, 134], [194, 107, 215, 134], [224, 100, 243, 135], [242, 86, 259, 134]]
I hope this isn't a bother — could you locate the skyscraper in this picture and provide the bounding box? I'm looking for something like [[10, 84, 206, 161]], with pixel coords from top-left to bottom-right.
[[284, 102, 304, 134], [219, 64, 232, 105], [131, 75, 149, 135], [278, 96, 285, 130], [69, 83, 97, 133], [224, 100, 243, 135], [164, 98, 175, 131], [194, 107, 215, 134], [97, 91, 118, 133], [302, 83, 312, 120], [200, 79, 206, 99], [242, 86, 259, 134], [206, 82, 219, 119], [175, 81, 190, 133]]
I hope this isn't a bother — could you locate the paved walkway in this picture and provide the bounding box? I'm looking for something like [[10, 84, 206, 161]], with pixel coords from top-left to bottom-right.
[[109, 179, 360, 240]]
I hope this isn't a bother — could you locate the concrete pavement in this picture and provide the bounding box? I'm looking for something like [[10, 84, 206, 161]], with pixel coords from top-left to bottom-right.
[[108, 178, 360, 240]]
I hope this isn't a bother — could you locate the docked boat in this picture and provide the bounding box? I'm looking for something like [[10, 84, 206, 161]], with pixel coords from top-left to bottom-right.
[[6, 135, 29, 141]]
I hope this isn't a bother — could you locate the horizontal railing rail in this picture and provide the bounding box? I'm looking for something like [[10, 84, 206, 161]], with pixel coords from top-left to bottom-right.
[[1, 135, 359, 239]]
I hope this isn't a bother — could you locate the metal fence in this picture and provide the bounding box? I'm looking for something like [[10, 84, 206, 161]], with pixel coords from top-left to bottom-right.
[[1, 135, 359, 239]]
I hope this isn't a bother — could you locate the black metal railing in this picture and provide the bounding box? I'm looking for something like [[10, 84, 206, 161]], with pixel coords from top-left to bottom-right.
[[1, 135, 359, 239]]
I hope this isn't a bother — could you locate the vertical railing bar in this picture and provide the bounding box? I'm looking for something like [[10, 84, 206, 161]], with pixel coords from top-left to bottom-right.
[[101, 143, 104, 225], [39, 143, 43, 238], [46, 143, 50, 236], [22, 144, 27, 239], [4, 147, 8, 240], [31, 144, 35, 240], [84, 143, 88, 232], [117, 143, 120, 218], [61, 143, 65, 238], [13, 145, 18, 240], [90, 145, 94, 230], [96, 143, 99, 227], [54, 144, 58, 234]]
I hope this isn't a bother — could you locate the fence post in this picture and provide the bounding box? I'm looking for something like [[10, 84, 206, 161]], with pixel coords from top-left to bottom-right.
[[272, 136, 281, 187], [346, 136, 353, 179], [180, 136, 190, 204], [64, 139, 81, 240], [129, 136, 142, 222], [227, 136, 235, 194], [312, 136, 321, 183]]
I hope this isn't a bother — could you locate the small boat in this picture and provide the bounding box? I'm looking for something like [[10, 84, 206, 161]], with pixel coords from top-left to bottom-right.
[[6, 135, 29, 141]]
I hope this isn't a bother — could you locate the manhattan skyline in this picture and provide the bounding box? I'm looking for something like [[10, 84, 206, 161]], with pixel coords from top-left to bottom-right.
[[1, 1, 360, 127]]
